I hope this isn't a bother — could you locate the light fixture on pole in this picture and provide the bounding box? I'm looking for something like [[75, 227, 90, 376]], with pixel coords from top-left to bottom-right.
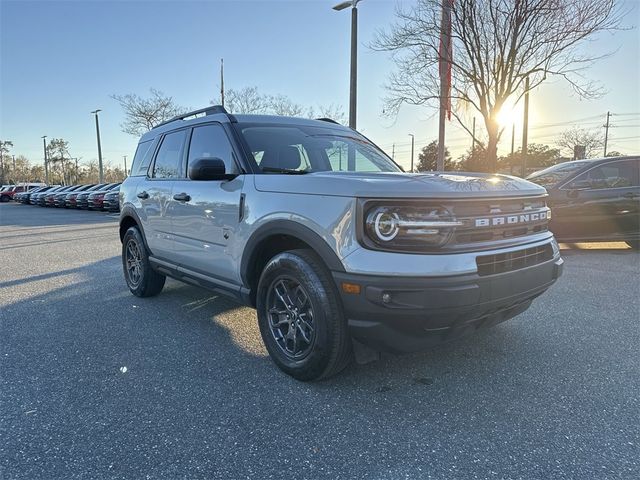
[[91, 109, 104, 183], [408, 134, 415, 172], [41, 136, 49, 184], [333, 0, 362, 130]]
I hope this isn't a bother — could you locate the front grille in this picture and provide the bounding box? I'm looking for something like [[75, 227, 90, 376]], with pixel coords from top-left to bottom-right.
[[476, 244, 553, 276], [449, 196, 549, 246]]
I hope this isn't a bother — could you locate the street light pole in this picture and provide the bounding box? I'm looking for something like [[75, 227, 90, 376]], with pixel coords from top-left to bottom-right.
[[91, 109, 104, 183], [41, 136, 49, 184], [123, 155, 128, 177], [408, 134, 415, 172], [333, 0, 361, 130]]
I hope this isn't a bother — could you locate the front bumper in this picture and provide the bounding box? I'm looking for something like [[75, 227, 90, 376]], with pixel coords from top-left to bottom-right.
[[333, 253, 563, 353]]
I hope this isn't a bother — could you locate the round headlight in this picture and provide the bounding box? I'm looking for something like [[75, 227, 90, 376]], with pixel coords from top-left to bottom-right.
[[372, 210, 400, 241]]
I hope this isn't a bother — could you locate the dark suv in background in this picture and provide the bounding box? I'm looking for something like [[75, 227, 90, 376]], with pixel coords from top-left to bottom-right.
[[527, 156, 640, 249]]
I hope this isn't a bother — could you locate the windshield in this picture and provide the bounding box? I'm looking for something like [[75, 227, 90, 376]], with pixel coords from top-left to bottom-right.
[[237, 124, 402, 174], [527, 161, 591, 187]]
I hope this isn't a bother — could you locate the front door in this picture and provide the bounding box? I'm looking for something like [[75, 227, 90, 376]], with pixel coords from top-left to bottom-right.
[[551, 159, 640, 240], [169, 123, 244, 284]]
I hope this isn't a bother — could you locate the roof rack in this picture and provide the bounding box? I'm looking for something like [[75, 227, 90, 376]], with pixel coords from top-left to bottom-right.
[[155, 105, 229, 128], [315, 117, 340, 124]]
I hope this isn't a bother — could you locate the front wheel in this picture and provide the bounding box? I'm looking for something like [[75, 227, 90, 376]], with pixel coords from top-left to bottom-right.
[[626, 240, 640, 250], [0, 195, 9, 202], [122, 226, 166, 297], [256, 249, 352, 381]]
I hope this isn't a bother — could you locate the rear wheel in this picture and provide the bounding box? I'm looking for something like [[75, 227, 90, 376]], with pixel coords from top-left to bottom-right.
[[122, 226, 166, 297], [0, 195, 10, 202], [256, 249, 352, 381], [626, 240, 640, 250]]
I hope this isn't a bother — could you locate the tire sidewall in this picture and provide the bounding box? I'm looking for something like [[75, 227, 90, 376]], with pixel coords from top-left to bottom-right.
[[256, 252, 336, 379], [122, 227, 151, 297]]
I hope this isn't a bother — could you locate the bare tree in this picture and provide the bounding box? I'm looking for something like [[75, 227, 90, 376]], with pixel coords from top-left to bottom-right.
[[372, 0, 625, 171], [557, 126, 604, 158], [47, 138, 71, 184], [223, 86, 272, 114], [0, 140, 13, 184], [214, 86, 347, 124], [269, 94, 306, 117], [111, 88, 185, 136]]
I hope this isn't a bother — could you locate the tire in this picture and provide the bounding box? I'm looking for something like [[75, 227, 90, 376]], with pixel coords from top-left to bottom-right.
[[122, 226, 166, 297], [626, 240, 640, 250], [0, 195, 9, 202], [256, 249, 352, 381]]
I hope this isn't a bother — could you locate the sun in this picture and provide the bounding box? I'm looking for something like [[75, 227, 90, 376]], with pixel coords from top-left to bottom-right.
[[496, 106, 519, 129]]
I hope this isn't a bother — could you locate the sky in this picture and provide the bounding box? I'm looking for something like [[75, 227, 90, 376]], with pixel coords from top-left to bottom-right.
[[1, 0, 639, 173]]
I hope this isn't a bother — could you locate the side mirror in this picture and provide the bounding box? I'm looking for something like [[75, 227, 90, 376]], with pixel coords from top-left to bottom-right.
[[188, 158, 232, 181]]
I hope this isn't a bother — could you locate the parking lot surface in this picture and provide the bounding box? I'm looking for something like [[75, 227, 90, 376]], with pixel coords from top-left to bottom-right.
[[1, 202, 639, 479]]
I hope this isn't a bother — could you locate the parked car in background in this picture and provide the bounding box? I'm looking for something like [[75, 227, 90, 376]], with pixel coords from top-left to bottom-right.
[[76, 183, 114, 209], [31, 186, 61, 205], [102, 184, 121, 212], [17, 185, 53, 204], [63, 184, 96, 208], [53, 185, 83, 207], [88, 183, 121, 210], [527, 156, 640, 249], [0, 183, 44, 202], [43, 185, 74, 207]]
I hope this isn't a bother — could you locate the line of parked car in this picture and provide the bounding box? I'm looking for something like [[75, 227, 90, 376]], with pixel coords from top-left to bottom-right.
[[3, 182, 121, 212]]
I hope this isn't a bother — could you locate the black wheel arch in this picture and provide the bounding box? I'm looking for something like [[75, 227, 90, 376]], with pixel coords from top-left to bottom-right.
[[241, 220, 346, 306], [119, 205, 148, 246]]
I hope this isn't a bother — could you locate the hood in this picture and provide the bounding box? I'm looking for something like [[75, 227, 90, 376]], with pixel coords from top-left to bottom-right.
[[253, 171, 546, 198]]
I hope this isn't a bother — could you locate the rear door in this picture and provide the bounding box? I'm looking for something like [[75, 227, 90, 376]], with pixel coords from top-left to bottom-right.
[[139, 129, 188, 260], [169, 123, 244, 283]]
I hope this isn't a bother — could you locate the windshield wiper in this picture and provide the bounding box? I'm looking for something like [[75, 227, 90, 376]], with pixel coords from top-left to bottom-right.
[[261, 167, 311, 175]]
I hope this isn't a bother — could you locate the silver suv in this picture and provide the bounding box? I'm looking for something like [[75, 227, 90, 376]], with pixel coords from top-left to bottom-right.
[[119, 106, 563, 380]]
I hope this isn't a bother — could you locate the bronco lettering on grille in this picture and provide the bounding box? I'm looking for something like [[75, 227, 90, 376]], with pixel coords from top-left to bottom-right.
[[474, 211, 548, 228]]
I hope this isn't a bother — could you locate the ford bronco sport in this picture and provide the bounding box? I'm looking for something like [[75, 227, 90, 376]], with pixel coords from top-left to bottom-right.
[[119, 106, 563, 381]]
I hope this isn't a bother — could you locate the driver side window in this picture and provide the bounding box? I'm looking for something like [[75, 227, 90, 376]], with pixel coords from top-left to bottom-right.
[[187, 124, 238, 174], [569, 161, 639, 190]]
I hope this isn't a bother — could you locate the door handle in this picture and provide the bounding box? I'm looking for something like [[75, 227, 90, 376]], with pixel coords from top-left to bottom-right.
[[623, 192, 639, 199], [173, 192, 191, 202], [137, 191, 149, 199]]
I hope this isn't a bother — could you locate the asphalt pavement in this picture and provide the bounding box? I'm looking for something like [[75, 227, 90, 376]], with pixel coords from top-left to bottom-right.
[[1, 202, 639, 480]]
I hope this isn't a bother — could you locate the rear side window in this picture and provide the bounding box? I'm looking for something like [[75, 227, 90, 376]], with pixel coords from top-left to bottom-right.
[[153, 130, 188, 179], [130, 140, 155, 177], [187, 124, 237, 174]]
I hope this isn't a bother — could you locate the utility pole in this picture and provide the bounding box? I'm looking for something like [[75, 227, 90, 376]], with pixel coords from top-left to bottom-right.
[[75, 158, 79, 183], [391, 143, 395, 160], [603, 111, 611, 156], [510, 123, 516, 174], [220, 58, 225, 108], [471, 117, 476, 165], [123, 155, 128, 177], [42, 136, 49, 184], [91, 110, 104, 183], [521, 76, 530, 177], [408, 134, 415, 172], [437, 0, 453, 171], [12, 154, 16, 172]]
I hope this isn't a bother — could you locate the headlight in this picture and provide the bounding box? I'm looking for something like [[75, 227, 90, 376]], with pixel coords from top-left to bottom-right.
[[364, 204, 462, 250]]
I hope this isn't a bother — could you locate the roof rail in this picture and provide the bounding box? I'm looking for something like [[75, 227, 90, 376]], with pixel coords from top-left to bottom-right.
[[155, 105, 229, 128], [315, 117, 340, 125]]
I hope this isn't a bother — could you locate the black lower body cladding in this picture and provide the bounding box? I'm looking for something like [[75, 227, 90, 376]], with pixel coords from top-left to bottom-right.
[[334, 255, 563, 353]]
